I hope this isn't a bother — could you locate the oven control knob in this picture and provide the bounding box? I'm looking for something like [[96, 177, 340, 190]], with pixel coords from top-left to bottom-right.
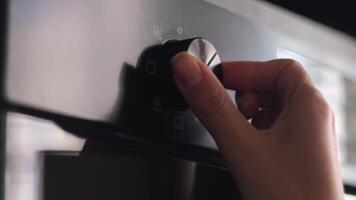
[[163, 37, 221, 70], [161, 37, 222, 110]]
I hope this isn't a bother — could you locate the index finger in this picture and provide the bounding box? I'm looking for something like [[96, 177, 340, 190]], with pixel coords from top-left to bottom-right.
[[222, 59, 311, 97]]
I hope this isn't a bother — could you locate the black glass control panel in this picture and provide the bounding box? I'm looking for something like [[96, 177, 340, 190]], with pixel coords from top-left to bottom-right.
[[115, 37, 223, 149]]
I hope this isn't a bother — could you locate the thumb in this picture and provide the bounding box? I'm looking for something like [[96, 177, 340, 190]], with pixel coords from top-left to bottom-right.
[[170, 52, 256, 156]]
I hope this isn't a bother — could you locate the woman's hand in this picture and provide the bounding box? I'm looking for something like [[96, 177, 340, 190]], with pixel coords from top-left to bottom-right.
[[170, 52, 344, 200]]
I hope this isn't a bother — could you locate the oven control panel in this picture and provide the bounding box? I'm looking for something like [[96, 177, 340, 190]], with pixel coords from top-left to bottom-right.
[[7, 0, 279, 149]]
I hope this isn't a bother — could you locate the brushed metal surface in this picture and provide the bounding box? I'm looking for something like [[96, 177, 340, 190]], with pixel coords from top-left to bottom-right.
[[186, 38, 221, 67], [6, 0, 280, 148]]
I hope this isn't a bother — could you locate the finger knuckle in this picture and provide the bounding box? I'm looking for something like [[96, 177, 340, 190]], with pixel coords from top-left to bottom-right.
[[305, 86, 333, 119], [279, 58, 302, 67], [273, 59, 311, 93], [282, 59, 308, 78]]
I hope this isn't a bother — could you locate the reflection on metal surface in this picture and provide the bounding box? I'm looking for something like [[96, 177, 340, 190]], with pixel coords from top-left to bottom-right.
[[187, 38, 221, 68], [5, 112, 85, 200], [205, 0, 356, 79], [277, 48, 356, 187]]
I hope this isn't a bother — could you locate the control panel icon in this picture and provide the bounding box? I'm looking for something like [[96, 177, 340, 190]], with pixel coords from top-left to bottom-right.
[[174, 114, 184, 130], [152, 25, 163, 41], [145, 59, 156, 74]]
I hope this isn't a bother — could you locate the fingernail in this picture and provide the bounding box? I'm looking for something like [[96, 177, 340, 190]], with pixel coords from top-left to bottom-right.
[[170, 52, 202, 89]]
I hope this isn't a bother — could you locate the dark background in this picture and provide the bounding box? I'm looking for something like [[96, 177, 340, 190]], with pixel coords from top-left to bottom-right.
[[265, 0, 356, 38]]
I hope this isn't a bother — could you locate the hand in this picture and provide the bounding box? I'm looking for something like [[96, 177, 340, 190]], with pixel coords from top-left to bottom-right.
[[170, 52, 344, 200]]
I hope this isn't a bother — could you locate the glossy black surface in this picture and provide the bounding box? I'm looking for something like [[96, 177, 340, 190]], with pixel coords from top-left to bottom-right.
[[43, 151, 240, 200], [6, 0, 279, 149], [152, 37, 222, 110]]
